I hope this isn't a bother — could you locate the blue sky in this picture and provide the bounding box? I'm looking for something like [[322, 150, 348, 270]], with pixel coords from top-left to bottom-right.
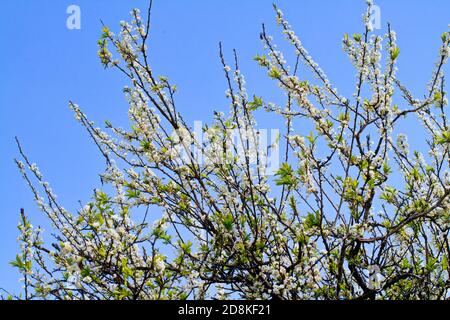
[[0, 0, 449, 295]]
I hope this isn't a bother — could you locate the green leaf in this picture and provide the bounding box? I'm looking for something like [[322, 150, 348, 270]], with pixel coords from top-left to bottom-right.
[[121, 258, 133, 278], [343, 33, 349, 44], [442, 255, 448, 271], [10, 255, 24, 269], [426, 257, 438, 272], [81, 266, 91, 278], [268, 67, 282, 79], [101, 26, 110, 38], [425, 165, 435, 174], [410, 167, 420, 181], [390, 47, 400, 60], [180, 241, 193, 254], [254, 54, 269, 67], [436, 130, 450, 145], [222, 213, 234, 231], [380, 186, 397, 203], [352, 33, 362, 42], [126, 188, 141, 200], [382, 162, 392, 175], [25, 260, 32, 272], [274, 163, 296, 187], [114, 287, 131, 300], [247, 95, 263, 111], [304, 211, 321, 229], [94, 213, 105, 226], [434, 91, 442, 103], [307, 131, 315, 144], [140, 140, 151, 151], [95, 190, 109, 205]]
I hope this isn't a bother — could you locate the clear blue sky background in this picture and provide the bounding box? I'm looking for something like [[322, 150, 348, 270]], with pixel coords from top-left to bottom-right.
[[0, 0, 448, 295]]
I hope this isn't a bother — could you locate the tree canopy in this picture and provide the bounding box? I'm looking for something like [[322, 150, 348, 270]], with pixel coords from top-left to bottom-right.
[[6, 1, 450, 300]]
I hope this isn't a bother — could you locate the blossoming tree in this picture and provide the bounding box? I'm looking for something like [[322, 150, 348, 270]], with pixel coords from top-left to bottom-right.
[[8, 1, 450, 300]]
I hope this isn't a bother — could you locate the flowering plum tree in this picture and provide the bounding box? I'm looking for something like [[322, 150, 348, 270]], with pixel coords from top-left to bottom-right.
[[8, 1, 450, 300]]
